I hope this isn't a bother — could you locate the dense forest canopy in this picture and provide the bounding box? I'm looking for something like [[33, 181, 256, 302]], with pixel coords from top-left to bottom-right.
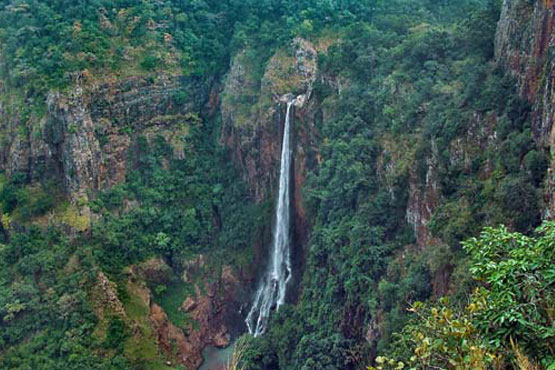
[[0, 0, 553, 369], [0, 0, 490, 90]]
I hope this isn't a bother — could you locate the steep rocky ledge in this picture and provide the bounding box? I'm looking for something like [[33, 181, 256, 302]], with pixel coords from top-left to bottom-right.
[[496, 0, 555, 215], [1, 73, 211, 202], [0, 73, 228, 367]]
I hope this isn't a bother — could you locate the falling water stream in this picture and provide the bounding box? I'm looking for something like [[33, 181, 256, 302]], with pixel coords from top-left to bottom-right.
[[245, 97, 296, 337]]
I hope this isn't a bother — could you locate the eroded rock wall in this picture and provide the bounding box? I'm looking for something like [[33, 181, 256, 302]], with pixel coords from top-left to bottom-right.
[[1, 74, 211, 201], [496, 0, 555, 215]]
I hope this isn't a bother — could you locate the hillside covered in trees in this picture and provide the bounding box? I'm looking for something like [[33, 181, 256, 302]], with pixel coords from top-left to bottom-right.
[[0, 0, 553, 369]]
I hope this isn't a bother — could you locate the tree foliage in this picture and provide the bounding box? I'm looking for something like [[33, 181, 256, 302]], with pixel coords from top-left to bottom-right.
[[371, 222, 555, 370]]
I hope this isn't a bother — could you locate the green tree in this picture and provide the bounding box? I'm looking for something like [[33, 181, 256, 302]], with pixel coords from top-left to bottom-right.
[[372, 222, 555, 369], [463, 222, 555, 357]]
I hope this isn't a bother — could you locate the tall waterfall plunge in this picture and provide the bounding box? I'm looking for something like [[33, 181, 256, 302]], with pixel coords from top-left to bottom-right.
[[246, 97, 297, 337]]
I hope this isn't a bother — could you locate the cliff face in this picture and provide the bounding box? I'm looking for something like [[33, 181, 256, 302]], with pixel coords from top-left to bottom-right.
[[398, 0, 555, 260], [220, 38, 327, 268], [1, 74, 211, 202], [1, 3, 553, 366], [496, 0, 555, 215], [142, 259, 242, 370], [221, 38, 321, 203]]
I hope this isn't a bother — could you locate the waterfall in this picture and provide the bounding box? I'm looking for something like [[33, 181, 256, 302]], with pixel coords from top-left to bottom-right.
[[246, 97, 296, 337]]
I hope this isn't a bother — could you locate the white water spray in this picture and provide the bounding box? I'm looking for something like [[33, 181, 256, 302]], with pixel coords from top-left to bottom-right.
[[246, 97, 297, 337]]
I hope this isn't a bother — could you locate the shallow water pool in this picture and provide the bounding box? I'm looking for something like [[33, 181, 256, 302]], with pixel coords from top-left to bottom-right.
[[198, 339, 236, 370]]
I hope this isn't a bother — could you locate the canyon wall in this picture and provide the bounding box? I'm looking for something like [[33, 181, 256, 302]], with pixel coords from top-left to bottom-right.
[[496, 0, 555, 215], [1, 73, 211, 201]]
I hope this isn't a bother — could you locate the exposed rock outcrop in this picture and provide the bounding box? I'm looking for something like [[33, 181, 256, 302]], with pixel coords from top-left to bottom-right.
[[149, 303, 201, 369], [406, 138, 441, 248], [90, 271, 128, 321], [1, 74, 211, 203], [125, 258, 243, 370], [496, 0, 555, 215]]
